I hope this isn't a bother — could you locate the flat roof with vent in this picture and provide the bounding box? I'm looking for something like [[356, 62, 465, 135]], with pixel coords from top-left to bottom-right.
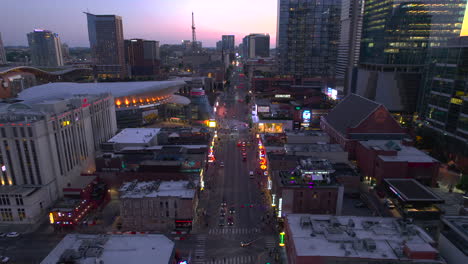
[[119, 180, 195, 199], [109, 128, 160, 144], [385, 179, 443, 203], [286, 214, 439, 261], [359, 140, 438, 163], [40, 234, 174, 264]]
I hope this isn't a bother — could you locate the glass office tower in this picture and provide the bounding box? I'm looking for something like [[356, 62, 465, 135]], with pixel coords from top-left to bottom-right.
[[277, 0, 342, 78]]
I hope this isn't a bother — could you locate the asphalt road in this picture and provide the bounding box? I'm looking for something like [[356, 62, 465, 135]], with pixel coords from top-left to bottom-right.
[[189, 66, 278, 264]]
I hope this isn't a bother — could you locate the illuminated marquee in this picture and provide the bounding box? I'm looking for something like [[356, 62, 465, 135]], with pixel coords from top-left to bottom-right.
[[462, 1, 468, 36]]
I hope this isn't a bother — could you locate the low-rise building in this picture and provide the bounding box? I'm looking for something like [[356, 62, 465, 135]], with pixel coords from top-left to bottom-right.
[[119, 180, 197, 231], [356, 140, 439, 187], [284, 144, 348, 163], [439, 216, 468, 264], [284, 214, 443, 264], [103, 128, 161, 152], [270, 158, 344, 216], [40, 234, 175, 264], [321, 94, 407, 159]]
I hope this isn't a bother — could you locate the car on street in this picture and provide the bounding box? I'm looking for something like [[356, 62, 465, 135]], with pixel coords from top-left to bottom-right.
[[0, 256, 9, 263], [241, 147, 246, 152], [227, 216, 234, 226], [237, 141, 242, 147], [229, 207, 235, 214], [219, 218, 225, 227], [220, 208, 226, 216], [221, 200, 227, 207], [249, 171, 254, 179], [240, 241, 252, 247], [242, 141, 246, 147], [242, 156, 247, 161], [220, 162, 224, 167], [6, 232, 19, 238]]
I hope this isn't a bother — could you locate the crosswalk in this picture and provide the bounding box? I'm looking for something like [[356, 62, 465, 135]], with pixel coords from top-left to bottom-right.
[[198, 255, 255, 264], [208, 227, 260, 235], [193, 234, 207, 264], [265, 236, 276, 249]]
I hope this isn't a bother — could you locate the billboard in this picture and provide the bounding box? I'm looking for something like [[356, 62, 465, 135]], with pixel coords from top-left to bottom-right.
[[257, 106, 270, 113]]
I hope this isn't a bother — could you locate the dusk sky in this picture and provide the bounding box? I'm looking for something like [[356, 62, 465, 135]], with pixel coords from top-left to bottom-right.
[[1, 0, 277, 47]]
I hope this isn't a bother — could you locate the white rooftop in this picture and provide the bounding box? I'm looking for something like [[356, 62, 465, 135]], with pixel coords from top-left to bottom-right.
[[40, 234, 174, 264], [359, 140, 438, 163], [108, 128, 160, 144], [120, 180, 195, 199], [286, 214, 438, 260], [18, 80, 185, 101]]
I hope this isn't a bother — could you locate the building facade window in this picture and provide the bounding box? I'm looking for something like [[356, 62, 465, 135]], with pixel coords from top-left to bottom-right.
[[0, 208, 13, 221], [17, 208, 26, 221], [0, 195, 10, 206], [14, 195, 23, 206]]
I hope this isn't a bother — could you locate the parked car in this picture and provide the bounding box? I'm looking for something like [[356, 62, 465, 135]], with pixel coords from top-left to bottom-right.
[[6, 232, 19, 238], [220, 162, 225, 167], [220, 208, 226, 217], [218, 218, 225, 227], [229, 207, 235, 214]]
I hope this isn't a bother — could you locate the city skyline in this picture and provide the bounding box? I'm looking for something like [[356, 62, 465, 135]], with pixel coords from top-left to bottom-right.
[[0, 0, 277, 47]]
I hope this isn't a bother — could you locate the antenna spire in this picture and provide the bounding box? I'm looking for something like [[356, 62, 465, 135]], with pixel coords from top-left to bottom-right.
[[191, 12, 197, 50]]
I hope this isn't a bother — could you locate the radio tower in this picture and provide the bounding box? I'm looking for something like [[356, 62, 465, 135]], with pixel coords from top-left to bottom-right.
[[191, 12, 197, 51]]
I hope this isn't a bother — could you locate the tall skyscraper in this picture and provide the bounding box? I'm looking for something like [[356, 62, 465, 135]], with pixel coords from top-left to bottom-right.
[[243, 34, 270, 59], [27, 29, 64, 67], [420, 36, 468, 159], [353, 0, 467, 113], [124, 39, 160, 77], [0, 32, 6, 65], [336, 0, 365, 92], [276, 0, 341, 77], [61, 43, 70, 62], [221, 35, 235, 52], [85, 12, 126, 77]]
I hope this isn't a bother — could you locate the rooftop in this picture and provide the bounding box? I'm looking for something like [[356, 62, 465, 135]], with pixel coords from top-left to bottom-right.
[[108, 128, 161, 144], [18, 81, 185, 101], [286, 214, 438, 261], [40, 234, 174, 264], [385, 179, 444, 203], [360, 140, 438, 163], [441, 216, 468, 243], [324, 94, 381, 136], [120, 180, 196, 199], [284, 143, 344, 154]]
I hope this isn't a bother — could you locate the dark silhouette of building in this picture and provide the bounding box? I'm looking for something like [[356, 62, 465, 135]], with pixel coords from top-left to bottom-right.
[[124, 39, 160, 77]]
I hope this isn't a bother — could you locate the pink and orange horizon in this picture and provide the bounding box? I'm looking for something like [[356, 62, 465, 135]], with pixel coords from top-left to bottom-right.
[[0, 0, 277, 47]]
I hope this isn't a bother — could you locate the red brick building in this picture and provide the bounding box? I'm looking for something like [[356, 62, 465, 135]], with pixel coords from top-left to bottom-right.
[[320, 94, 406, 159], [356, 140, 440, 186]]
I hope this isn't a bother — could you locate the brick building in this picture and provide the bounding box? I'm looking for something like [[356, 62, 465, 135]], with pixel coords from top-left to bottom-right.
[[321, 94, 406, 159], [270, 157, 344, 216], [356, 140, 440, 187], [119, 180, 197, 232], [284, 214, 443, 264]]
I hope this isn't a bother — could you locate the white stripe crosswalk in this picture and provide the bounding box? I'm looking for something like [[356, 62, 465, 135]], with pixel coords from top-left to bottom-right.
[[208, 227, 260, 235], [193, 234, 207, 262], [196, 255, 254, 264], [265, 236, 276, 249]]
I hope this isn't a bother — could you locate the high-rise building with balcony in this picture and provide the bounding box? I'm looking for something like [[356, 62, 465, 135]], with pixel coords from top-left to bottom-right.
[[85, 12, 126, 78], [0, 32, 6, 65], [353, 0, 467, 113], [276, 0, 341, 77], [336, 0, 365, 93], [27, 29, 64, 67], [221, 35, 235, 52]]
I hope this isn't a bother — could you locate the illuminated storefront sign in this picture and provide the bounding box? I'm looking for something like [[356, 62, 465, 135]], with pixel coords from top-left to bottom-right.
[[272, 194, 276, 207], [208, 120, 217, 128], [257, 106, 270, 113], [275, 94, 291, 98], [49, 212, 55, 224], [279, 232, 285, 247], [268, 179, 272, 190], [302, 110, 311, 123], [462, 1, 468, 36], [278, 198, 283, 217]]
